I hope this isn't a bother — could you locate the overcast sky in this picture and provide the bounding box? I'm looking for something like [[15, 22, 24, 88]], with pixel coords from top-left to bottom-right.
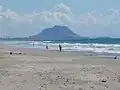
[[0, 0, 120, 37]]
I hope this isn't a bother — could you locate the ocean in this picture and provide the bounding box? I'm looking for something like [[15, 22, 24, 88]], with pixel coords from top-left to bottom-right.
[[1, 40, 120, 56]]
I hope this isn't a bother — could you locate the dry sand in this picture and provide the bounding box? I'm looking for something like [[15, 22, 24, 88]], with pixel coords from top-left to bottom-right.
[[0, 44, 120, 90]]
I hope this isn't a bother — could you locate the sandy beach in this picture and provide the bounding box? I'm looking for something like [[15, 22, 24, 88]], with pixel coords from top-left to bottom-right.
[[0, 45, 120, 90]]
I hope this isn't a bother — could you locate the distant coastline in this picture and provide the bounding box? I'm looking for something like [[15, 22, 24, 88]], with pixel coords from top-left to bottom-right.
[[0, 25, 120, 44], [0, 37, 120, 44]]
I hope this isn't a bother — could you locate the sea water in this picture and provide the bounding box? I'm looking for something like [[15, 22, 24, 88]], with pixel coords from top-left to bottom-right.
[[1, 40, 120, 56]]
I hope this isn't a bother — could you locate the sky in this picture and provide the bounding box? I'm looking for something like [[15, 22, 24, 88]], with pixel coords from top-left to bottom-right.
[[0, 0, 120, 37]]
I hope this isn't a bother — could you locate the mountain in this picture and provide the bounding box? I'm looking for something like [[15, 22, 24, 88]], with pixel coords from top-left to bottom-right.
[[30, 25, 80, 40]]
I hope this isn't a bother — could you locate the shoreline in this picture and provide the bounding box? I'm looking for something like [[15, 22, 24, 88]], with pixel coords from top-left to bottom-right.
[[1, 40, 120, 57], [0, 44, 119, 64], [4, 43, 120, 57]]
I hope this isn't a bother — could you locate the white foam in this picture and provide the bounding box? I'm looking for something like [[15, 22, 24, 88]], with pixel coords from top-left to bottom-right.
[[1, 41, 120, 54]]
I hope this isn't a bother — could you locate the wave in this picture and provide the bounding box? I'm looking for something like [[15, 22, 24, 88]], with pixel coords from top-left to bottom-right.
[[1, 40, 120, 55]]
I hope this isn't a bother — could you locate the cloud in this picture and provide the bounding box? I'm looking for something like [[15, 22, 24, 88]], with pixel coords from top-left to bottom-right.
[[78, 8, 120, 26], [0, 4, 120, 37], [0, 4, 73, 37], [53, 3, 72, 15], [17, 3, 73, 25]]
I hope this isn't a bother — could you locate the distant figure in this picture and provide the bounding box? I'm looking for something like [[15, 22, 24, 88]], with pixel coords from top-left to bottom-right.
[[59, 44, 62, 52], [33, 41, 35, 47], [114, 56, 117, 59], [10, 52, 12, 55], [46, 45, 48, 50]]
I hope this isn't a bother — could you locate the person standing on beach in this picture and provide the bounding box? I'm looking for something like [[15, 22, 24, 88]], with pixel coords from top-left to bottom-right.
[[33, 41, 35, 47], [46, 45, 48, 50], [59, 44, 62, 52]]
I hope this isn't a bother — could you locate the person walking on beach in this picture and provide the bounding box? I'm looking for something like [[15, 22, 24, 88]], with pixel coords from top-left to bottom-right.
[[33, 41, 35, 47], [59, 44, 62, 52], [46, 45, 48, 50]]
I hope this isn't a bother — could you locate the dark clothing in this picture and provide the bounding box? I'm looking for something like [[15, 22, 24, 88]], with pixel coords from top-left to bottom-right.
[[46, 45, 48, 50], [114, 56, 117, 59], [33, 42, 35, 47], [59, 44, 62, 52]]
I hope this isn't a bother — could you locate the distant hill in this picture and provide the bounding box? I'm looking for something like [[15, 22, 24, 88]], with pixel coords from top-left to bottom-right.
[[30, 25, 80, 40], [2, 25, 120, 44]]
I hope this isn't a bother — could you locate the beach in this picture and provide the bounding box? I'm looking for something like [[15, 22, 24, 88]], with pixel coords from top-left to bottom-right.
[[0, 44, 120, 90]]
